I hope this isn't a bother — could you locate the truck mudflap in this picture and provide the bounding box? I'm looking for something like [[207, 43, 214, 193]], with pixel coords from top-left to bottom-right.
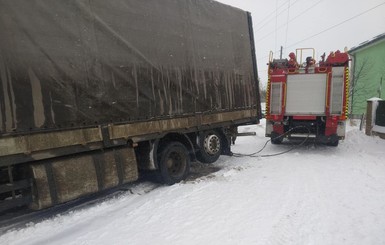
[[337, 121, 346, 138], [30, 147, 138, 210]]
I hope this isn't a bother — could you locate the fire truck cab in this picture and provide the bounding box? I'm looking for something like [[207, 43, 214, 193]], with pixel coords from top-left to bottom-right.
[[265, 48, 350, 146]]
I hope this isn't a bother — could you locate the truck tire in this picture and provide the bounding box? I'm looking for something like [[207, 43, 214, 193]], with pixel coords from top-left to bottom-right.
[[271, 131, 283, 144], [326, 139, 339, 147], [159, 142, 190, 185], [196, 130, 222, 164]]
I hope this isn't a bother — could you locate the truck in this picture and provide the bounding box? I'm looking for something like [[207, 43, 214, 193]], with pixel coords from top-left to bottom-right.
[[265, 48, 350, 146], [0, 0, 261, 212]]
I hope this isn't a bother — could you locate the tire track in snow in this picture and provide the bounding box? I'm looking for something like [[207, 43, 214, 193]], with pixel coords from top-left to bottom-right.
[[264, 163, 322, 245]]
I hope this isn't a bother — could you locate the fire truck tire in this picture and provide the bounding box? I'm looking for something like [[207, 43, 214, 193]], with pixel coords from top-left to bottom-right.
[[196, 130, 222, 164], [271, 131, 283, 144], [327, 139, 339, 147], [159, 142, 191, 185]]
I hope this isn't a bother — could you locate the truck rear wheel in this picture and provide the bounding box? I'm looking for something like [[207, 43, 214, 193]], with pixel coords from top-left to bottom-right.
[[271, 131, 284, 144], [159, 142, 190, 185], [196, 130, 222, 164], [327, 139, 339, 147]]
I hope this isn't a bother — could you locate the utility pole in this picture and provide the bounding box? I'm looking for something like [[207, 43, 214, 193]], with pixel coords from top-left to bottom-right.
[[280, 46, 283, 59]]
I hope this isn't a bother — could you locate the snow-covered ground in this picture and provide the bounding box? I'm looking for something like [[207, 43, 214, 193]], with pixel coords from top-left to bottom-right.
[[1, 120, 385, 245]]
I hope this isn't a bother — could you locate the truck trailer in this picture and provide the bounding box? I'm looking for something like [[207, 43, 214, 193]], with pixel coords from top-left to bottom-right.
[[265, 48, 349, 146], [0, 0, 261, 212]]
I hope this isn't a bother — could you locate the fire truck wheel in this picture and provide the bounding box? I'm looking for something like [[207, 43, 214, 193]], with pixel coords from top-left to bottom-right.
[[327, 139, 339, 147], [159, 142, 190, 185], [196, 130, 222, 164], [270, 131, 283, 144]]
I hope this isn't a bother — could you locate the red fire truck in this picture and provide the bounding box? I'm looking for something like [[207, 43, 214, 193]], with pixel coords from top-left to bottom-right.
[[265, 48, 350, 146]]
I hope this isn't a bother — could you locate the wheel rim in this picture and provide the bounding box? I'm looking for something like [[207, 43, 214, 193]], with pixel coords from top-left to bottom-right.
[[203, 134, 220, 155]]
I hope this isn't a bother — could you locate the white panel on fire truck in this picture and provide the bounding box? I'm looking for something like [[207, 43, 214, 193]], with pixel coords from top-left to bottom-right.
[[285, 74, 327, 115], [270, 83, 282, 114], [330, 67, 345, 115]]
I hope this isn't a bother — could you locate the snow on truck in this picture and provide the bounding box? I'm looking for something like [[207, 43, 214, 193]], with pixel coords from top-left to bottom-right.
[[0, 0, 261, 212], [265, 48, 350, 146]]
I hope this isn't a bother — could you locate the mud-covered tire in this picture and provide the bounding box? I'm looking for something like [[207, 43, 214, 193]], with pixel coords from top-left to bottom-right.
[[159, 142, 190, 185], [271, 131, 283, 145], [196, 130, 222, 164]]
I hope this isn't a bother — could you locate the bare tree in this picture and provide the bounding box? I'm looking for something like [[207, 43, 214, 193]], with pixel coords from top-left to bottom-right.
[[377, 76, 383, 98], [259, 82, 266, 103], [349, 57, 376, 116], [377, 58, 385, 99]]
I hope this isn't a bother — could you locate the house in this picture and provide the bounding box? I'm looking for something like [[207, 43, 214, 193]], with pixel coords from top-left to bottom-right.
[[349, 33, 385, 118]]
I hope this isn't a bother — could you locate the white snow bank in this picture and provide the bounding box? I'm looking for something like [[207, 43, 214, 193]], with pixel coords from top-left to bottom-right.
[[373, 125, 385, 134], [1, 120, 385, 245], [367, 97, 383, 101]]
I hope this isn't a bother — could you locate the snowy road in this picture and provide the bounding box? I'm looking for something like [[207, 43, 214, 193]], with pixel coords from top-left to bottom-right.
[[1, 120, 385, 245]]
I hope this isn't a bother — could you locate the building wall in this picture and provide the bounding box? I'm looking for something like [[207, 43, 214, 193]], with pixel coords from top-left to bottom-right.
[[351, 40, 385, 116]]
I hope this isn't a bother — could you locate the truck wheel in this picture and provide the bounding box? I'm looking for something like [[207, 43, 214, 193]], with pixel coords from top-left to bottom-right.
[[159, 142, 190, 185], [196, 130, 222, 164], [271, 131, 283, 144], [327, 139, 339, 147]]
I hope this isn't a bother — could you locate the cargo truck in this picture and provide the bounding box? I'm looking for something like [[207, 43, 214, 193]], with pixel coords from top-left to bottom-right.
[[0, 0, 261, 212]]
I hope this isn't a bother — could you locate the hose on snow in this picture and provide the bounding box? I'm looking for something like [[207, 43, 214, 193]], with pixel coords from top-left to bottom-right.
[[232, 126, 311, 158]]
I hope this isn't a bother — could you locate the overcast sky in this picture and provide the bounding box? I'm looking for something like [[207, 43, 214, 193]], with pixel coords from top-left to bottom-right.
[[215, 0, 385, 86]]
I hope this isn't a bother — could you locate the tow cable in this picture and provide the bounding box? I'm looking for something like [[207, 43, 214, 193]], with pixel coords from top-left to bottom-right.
[[232, 126, 311, 158]]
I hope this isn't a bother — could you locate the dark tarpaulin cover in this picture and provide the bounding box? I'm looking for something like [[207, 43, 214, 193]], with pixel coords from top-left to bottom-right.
[[0, 0, 259, 134]]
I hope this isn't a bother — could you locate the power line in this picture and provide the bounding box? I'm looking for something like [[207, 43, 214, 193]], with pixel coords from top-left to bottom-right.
[[284, 0, 291, 53], [254, 0, 302, 32], [255, 0, 324, 43], [254, 0, 291, 27], [288, 0, 323, 24], [257, 1, 383, 62], [274, 0, 279, 52], [285, 1, 385, 49]]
